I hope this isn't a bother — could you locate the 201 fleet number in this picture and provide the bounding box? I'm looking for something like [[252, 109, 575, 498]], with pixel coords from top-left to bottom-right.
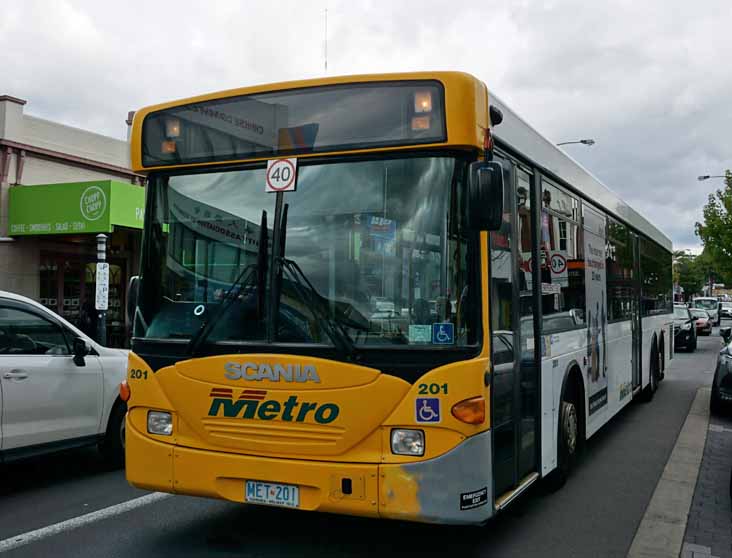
[[129, 369, 148, 380], [418, 383, 448, 395]]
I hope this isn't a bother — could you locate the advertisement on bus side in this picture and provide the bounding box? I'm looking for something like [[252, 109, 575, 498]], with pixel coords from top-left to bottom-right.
[[584, 206, 608, 416]]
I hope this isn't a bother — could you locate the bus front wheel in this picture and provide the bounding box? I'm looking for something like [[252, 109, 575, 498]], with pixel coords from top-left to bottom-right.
[[546, 394, 580, 491]]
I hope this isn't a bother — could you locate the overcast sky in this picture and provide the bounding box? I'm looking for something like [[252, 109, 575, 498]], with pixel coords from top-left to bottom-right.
[[2, 0, 730, 251]]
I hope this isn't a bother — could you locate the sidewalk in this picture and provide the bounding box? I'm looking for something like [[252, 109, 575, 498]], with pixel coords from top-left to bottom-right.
[[681, 405, 732, 558]]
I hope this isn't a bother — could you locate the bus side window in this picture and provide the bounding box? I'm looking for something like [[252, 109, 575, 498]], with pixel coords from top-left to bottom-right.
[[540, 180, 585, 333]]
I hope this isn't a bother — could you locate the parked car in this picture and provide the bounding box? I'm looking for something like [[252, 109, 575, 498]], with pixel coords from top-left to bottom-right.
[[690, 308, 713, 336], [674, 304, 697, 352], [721, 301, 732, 319], [0, 291, 127, 464], [691, 297, 721, 326], [711, 326, 732, 415]]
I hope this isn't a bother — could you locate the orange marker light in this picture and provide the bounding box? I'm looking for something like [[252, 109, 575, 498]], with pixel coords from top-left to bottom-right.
[[119, 380, 131, 402], [451, 396, 485, 424], [411, 116, 431, 131], [165, 117, 181, 138], [414, 90, 433, 113], [161, 140, 177, 154]]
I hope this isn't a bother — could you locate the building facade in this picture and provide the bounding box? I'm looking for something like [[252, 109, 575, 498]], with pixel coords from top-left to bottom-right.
[[0, 95, 143, 347]]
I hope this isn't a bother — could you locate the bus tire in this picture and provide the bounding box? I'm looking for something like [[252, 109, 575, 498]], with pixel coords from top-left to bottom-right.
[[659, 336, 665, 380], [546, 377, 582, 491], [100, 399, 126, 468], [641, 345, 659, 403]]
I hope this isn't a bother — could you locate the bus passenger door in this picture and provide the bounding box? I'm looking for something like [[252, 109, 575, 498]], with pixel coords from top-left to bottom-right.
[[489, 159, 540, 503]]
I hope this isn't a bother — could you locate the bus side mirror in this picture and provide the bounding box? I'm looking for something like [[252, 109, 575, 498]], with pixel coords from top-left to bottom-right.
[[127, 275, 140, 323], [467, 161, 504, 231]]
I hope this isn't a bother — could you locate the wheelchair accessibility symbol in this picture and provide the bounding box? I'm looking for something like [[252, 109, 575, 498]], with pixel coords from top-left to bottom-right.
[[415, 397, 441, 423], [432, 323, 454, 345]]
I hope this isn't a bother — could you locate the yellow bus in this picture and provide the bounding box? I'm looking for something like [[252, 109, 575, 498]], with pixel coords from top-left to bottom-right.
[[123, 72, 673, 525]]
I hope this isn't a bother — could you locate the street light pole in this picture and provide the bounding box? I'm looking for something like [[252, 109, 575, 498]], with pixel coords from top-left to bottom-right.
[[697, 174, 726, 181], [96, 234, 108, 346], [556, 139, 596, 147]]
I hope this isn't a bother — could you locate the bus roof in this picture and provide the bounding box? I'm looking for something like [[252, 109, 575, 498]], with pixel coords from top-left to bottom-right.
[[130, 71, 671, 251], [129, 71, 486, 171], [490, 93, 672, 251]]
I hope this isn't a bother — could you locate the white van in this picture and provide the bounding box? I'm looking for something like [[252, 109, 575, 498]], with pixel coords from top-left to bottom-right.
[[0, 291, 128, 464], [691, 297, 721, 326]]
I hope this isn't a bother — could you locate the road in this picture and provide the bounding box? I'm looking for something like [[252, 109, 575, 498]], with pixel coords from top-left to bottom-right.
[[0, 327, 723, 558]]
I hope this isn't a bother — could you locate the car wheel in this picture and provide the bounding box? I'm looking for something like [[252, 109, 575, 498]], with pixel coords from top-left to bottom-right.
[[101, 400, 126, 467], [711, 386, 723, 416]]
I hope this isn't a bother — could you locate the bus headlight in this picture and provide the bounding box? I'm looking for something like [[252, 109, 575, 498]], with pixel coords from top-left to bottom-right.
[[147, 411, 173, 436], [390, 429, 425, 456]]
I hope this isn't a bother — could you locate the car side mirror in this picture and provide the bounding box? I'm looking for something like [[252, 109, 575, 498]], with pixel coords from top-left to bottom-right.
[[73, 337, 89, 367], [467, 161, 504, 231], [721, 327, 732, 344]]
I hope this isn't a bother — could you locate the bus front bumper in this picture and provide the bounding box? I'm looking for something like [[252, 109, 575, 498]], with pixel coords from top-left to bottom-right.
[[126, 423, 494, 525]]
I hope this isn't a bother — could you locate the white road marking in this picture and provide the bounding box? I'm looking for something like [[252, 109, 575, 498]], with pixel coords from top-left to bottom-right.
[[0, 492, 171, 553]]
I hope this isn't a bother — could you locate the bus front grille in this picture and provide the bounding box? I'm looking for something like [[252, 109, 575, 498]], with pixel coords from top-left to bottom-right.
[[200, 418, 346, 447]]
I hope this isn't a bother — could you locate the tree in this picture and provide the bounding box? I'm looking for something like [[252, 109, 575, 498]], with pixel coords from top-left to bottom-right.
[[695, 169, 732, 285], [674, 251, 703, 299]]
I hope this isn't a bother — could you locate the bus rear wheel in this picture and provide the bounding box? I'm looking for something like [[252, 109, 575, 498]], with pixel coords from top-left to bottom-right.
[[641, 348, 659, 403]]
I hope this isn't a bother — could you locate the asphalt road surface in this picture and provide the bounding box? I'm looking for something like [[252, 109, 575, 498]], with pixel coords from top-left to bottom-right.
[[0, 326, 723, 558]]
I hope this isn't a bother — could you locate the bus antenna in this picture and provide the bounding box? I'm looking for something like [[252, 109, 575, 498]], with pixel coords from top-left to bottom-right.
[[324, 8, 328, 74]]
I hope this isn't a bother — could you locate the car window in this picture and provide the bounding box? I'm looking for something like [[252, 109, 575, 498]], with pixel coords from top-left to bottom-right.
[[0, 306, 70, 355], [690, 309, 709, 319], [673, 306, 690, 319], [693, 299, 717, 310]]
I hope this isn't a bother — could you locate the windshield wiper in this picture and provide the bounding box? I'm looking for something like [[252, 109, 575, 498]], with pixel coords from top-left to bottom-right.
[[270, 203, 356, 358], [186, 210, 269, 357], [279, 256, 356, 358], [186, 263, 258, 356]]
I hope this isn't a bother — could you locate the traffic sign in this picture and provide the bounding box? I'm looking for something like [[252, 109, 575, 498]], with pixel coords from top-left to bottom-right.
[[265, 158, 298, 193], [550, 253, 567, 274], [95, 262, 109, 311]]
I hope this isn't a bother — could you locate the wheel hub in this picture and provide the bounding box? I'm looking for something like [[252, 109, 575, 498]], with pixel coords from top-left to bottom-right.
[[562, 402, 578, 455]]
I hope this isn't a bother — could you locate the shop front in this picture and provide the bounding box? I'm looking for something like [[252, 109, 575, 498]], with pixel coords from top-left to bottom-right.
[[8, 180, 145, 347]]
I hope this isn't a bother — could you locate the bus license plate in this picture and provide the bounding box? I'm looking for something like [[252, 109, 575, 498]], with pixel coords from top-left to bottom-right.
[[245, 481, 299, 508]]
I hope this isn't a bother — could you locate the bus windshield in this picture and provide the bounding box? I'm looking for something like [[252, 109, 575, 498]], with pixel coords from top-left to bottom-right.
[[136, 155, 477, 349]]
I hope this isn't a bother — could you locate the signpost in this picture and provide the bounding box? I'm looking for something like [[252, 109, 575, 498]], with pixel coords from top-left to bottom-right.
[[95, 262, 109, 311], [96, 234, 108, 345]]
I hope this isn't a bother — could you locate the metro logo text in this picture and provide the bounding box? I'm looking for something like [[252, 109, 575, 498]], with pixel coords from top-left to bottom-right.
[[207, 388, 339, 424]]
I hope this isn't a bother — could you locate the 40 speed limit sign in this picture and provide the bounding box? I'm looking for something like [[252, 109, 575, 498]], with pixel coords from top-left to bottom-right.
[[265, 158, 298, 193]]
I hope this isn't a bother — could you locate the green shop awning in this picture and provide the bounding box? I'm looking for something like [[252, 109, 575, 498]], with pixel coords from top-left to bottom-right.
[[9, 180, 145, 236]]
